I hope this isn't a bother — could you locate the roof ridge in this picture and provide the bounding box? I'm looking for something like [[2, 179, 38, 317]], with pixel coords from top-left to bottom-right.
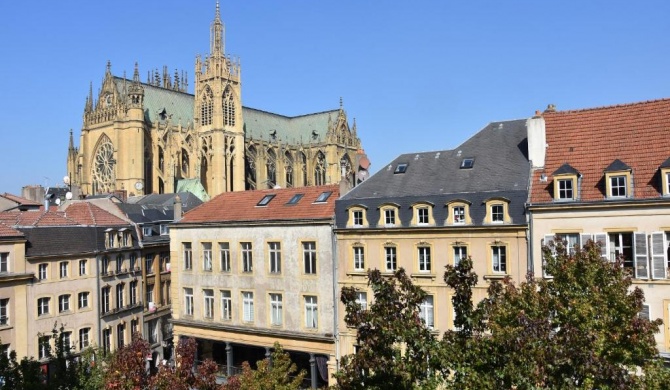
[[546, 97, 670, 115]]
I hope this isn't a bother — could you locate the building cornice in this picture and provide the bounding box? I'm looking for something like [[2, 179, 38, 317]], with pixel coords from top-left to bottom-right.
[[528, 198, 670, 212], [171, 318, 335, 343]]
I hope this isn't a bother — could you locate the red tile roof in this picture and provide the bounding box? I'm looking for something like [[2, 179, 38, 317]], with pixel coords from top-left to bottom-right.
[[180, 184, 340, 224], [63, 202, 128, 226], [530, 98, 670, 203], [0, 202, 128, 227], [0, 222, 23, 238], [1, 193, 41, 206]]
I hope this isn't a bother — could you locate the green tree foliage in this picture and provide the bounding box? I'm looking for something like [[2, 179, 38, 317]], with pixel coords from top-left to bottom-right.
[[223, 342, 305, 390], [104, 333, 151, 390], [441, 239, 670, 389], [150, 337, 221, 390], [335, 268, 442, 390]]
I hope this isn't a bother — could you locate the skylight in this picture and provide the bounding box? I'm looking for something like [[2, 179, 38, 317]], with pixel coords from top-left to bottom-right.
[[315, 191, 332, 203], [394, 163, 408, 174], [287, 193, 304, 205], [257, 194, 276, 206], [460, 158, 474, 169]]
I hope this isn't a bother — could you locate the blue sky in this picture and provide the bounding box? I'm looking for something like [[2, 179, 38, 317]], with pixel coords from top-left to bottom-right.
[[1, 1, 669, 195]]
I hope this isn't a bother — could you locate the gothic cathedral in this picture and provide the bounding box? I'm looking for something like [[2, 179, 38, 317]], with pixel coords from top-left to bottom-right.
[[67, 4, 367, 199]]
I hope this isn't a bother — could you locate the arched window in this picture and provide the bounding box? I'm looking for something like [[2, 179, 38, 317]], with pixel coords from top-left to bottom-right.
[[300, 152, 307, 186], [284, 151, 294, 188], [314, 152, 326, 186], [92, 134, 115, 194], [246, 145, 257, 190], [158, 146, 164, 172], [340, 154, 353, 184], [200, 87, 214, 126], [266, 149, 276, 188], [181, 149, 190, 177], [158, 178, 164, 194], [223, 88, 235, 126]]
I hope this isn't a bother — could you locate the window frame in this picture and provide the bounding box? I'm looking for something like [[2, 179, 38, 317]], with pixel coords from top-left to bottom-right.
[[304, 295, 318, 329], [242, 291, 254, 323], [605, 170, 631, 199], [384, 245, 397, 272], [58, 294, 71, 313], [269, 293, 283, 326], [202, 242, 213, 271], [219, 242, 231, 272], [79, 259, 87, 276], [203, 289, 214, 319], [241, 242, 253, 273], [453, 245, 468, 266], [353, 245, 365, 271], [184, 288, 194, 316], [38, 263, 48, 280], [419, 296, 435, 329], [491, 245, 507, 274], [78, 291, 89, 309], [0, 299, 8, 326], [268, 242, 282, 274], [37, 297, 50, 316], [183, 242, 193, 270], [0, 253, 8, 273], [303, 241, 317, 275], [221, 290, 232, 321], [79, 328, 90, 350], [418, 245, 432, 273]]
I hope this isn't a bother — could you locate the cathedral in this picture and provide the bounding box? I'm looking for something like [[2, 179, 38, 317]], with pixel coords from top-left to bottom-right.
[[66, 4, 368, 199]]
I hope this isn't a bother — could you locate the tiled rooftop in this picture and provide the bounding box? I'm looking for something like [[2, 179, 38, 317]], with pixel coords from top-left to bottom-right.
[[179, 184, 340, 224], [0, 223, 23, 238], [1, 193, 41, 206], [530, 98, 670, 203]]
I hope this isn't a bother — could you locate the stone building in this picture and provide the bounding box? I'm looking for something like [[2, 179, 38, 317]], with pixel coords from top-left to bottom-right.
[[66, 4, 367, 200]]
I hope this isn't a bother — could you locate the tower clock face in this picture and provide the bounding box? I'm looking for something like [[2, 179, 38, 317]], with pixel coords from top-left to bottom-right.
[[92, 138, 115, 193]]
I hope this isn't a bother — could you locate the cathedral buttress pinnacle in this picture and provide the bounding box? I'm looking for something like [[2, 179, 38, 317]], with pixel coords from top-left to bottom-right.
[[210, 1, 225, 57]]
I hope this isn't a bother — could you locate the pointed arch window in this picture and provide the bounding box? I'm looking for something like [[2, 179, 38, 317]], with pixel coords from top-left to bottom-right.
[[92, 134, 115, 194], [300, 152, 308, 186], [181, 149, 190, 177], [223, 88, 236, 126], [340, 155, 353, 184], [246, 145, 257, 190], [200, 87, 214, 126], [314, 152, 326, 186], [158, 146, 164, 173], [266, 149, 277, 188], [284, 151, 294, 188]]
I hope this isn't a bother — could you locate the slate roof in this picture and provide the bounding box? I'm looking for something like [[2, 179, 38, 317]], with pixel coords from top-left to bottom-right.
[[530, 98, 670, 203], [336, 119, 530, 228], [19, 226, 138, 257], [553, 163, 580, 176], [179, 184, 339, 225], [113, 77, 340, 143], [126, 192, 202, 212]]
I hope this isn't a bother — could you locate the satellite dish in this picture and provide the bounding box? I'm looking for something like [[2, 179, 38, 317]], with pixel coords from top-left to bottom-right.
[[63, 176, 71, 185], [135, 181, 144, 191], [55, 198, 61, 205], [66, 192, 73, 200], [357, 169, 369, 182]]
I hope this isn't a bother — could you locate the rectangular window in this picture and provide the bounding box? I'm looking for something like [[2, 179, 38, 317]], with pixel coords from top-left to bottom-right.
[[145, 254, 154, 275], [219, 243, 231, 272], [101, 257, 109, 275], [123, 232, 130, 247], [268, 242, 282, 274], [242, 292, 254, 322], [453, 206, 465, 224], [116, 284, 124, 309], [384, 209, 396, 226], [160, 224, 169, 235], [37, 297, 50, 316], [130, 254, 137, 271], [454, 246, 467, 265], [0, 253, 7, 273], [270, 293, 283, 326], [102, 329, 111, 355], [58, 294, 70, 313], [148, 319, 158, 344], [241, 242, 253, 273], [184, 288, 193, 316], [116, 255, 123, 273], [183, 243, 193, 270], [0, 299, 8, 325], [129, 281, 137, 305], [204, 289, 214, 319], [609, 232, 633, 271], [419, 296, 434, 329], [79, 328, 90, 350], [146, 284, 154, 306], [131, 319, 139, 336], [78, 292, 89, 309], [117, 324, 125, 348], [79, 259, 87, 276], [418, 246, 431, 272], [221, 290, 232, 320], [356, 291, 368, 310], [555, 233, 580, 256], [304, 296, 318, 329], [610, 175, 627, 197], [107, 232, 115, 248], [492, 246, 507, 273], [491, 204, 504, 223], [353, 210, 363, 227], [62, 331, 71, 351], [60, 261, 68, 278], [558, 178, 573, 199], [102, 287, 110, 313], [202, 243, 212, 271], [38, 263, 48, 280], [303, 242, 317, 274], [38, 335, 50, 359], [353, 246, 365, 271], [417, 207, 429, 225], [385, 246, 397, 271]]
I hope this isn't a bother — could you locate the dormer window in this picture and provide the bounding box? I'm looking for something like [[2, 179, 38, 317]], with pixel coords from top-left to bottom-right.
[[410, 202, 435, 226], [160, 224, 169, 235], [377, 203, 400, 227], [446, 200, 471, 225], [418, 208, 429, 224], [552, 163, 580, 201], [394, 163, 408, 174], [105, 229, 116, 248], [347, 205, 369, 228], [557, 179, 573, 199], [353, 210, 364, 226], [604, 159, 632, 199], [484, 197, 511, 224], [660, 157, 670, 196], [143, 227, 153, 237], [460, 158, 474, 169]]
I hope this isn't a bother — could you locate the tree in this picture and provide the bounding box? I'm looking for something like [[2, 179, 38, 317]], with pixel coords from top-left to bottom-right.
[[441, 239, 670, 389], [104, 333, 151, 390], [335, 268, 442, 390], [223, 342, 305, 390], [150, 337, 221, 390]]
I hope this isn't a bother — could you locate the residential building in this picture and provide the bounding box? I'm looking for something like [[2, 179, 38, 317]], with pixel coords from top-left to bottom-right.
[[170, 184, 340, 388], [527, 99, 670, 359], [66, 4, 367, 199], [335, 119, 530, 357]]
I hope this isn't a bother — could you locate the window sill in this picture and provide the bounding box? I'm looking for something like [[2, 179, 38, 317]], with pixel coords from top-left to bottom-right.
[[483, 274, 508, 280], [346, 271, 367, 278], [411, 273, 436, 280]]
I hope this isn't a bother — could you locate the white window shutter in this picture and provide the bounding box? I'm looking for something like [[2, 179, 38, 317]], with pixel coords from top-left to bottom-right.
[[633, 232, 649, 279], [580, 234, 593, 250], [543, 234, 555, 277], [651, 232, 667, 279], [593, 233, 609, 261]]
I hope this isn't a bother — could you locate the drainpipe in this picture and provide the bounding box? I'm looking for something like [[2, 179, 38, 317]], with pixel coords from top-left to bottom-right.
[[331, 221, 340, 373], [95, 252, 102, 350], [527, 206, 534, 275]]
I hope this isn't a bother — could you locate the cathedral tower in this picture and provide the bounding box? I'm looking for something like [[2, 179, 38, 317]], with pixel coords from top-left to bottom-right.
[[194, 2, 244, 195]]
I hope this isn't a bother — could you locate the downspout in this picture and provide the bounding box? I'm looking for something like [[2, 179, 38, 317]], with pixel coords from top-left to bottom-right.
[[527, 206, 534, 275], [95, 250, 102, 350], [331, 220, 340, 373]]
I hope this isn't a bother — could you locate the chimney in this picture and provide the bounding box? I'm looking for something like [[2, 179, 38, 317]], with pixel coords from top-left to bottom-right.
[[526, 112, 547, 169], [173, 194, 183, 222]]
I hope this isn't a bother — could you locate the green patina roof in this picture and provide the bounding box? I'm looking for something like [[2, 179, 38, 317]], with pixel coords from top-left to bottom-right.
[[113, 77, 340, 143], [176, 178, 210, 202]]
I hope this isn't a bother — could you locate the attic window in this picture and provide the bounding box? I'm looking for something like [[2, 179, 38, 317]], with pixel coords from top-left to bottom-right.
[[257, 194, 276, 207], [315, 191, 332, 203], [287, 194, 304, 205], [460, 158, 474, 169], [394, 163, 408, 174], [142, 227, 152, 237]]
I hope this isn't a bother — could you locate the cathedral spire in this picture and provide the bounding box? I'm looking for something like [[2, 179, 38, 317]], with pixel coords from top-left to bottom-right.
[[85, 82, 93, 112], [133, 62, 140, 83], [210, 1, 225, 57], [68, 129, 75, 152]]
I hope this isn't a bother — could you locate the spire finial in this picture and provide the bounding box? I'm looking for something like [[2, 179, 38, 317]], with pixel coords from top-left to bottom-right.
[[339, 97, 343, 109], [216, 1, 220, 20], [210, 1, 225, 56], [133, 62, 140, 82], [106, 60, 112, 75]]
